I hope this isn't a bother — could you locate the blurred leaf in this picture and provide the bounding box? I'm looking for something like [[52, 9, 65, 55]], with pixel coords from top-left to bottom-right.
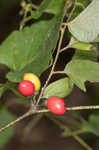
[[92, 36, 99, 43], [70, 49, 96, 61], [0, 0, 66, 82], [46, 0, 65, 14], [70, 37, 93, 50], [64, 50, 99, 91], [0, 85, 7, 98], [77, 0, 90, 7], [0, 109, 16, 147], [31, 0, 66, 18], [31, 0, 52, 19], [71, 42, 92, 51], [82, 114, 99, 136], [66, 0, 90, 21], [68, 0, 99, 42], [43, 78, 74, 98], [67, 5, 83, 21]]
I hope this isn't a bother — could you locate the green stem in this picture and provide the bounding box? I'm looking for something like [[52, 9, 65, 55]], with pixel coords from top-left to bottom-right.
[[75, 2, 85, 9], [22, 114, 43, 141], [46, 114, 92, 150], [20, 15, 33, 30], [67, 0, 77, 22], [31, 4, 38, 10], [74, 135, 92, 150], [19, 2, 38, 30], [66, 129, 85, 137]]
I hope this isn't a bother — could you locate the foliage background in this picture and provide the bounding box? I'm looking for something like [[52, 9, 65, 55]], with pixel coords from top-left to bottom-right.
[[0, 0, 99, 150]]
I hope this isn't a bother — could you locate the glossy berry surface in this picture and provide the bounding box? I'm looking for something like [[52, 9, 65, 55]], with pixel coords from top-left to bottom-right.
[[18, 80, 35, 96], [23, 73, 41, 92], [47, 97, 66, 115]]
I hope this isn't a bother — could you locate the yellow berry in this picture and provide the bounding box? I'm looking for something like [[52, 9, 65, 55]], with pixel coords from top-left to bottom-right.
[[23, 73, 41, 92]]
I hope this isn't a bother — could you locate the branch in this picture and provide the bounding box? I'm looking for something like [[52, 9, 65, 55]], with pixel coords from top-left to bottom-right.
[[36, 27, 66, 106], [1, 105, 99, 133]]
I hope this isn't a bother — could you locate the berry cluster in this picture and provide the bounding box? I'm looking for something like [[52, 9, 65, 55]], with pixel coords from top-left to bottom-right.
[[18, 73, 41, 96], [18, 73, 66, 115]]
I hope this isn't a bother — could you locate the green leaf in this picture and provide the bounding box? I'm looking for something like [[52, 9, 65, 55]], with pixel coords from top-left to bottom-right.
[[71, 42, 92, 51], [68, 0, 99, 42], [31, 0, 66, 19], [0, 109, 16, 147], [31, 0, 52, 19], [69, 37, 93, 50], [43, 78, 74, 98], [82, 114, 99, 136], [0, 0, 66, 82], [64, 50, 99, 91], [46, 0, 65, 14]]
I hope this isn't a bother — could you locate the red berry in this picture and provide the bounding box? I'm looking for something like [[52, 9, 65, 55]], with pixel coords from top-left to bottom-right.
[[47, 97, 66, 115], [18, 80, 35, 96]]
